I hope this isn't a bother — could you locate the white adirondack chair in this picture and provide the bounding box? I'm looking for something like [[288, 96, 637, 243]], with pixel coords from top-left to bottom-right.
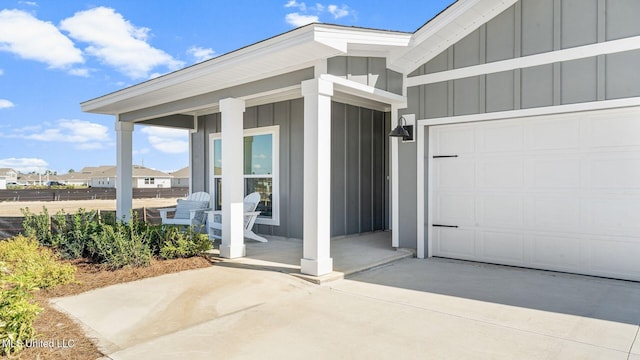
[[208, 192, 268, 242], [158, 192, 211, 228]]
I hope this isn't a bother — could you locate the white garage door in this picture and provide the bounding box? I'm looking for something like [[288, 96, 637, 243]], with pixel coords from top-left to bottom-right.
[[429, 107, 640, 281]]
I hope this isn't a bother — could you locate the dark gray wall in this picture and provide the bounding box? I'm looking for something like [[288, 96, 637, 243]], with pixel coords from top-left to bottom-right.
[[331, 102, 389, 237], [328, 56, 403, 95], [408, 0, 640, 119], [191, 99, 389, 239]]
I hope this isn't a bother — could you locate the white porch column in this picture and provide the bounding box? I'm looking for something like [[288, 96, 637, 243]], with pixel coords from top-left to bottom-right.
[[390, 106, 400, 248], [301, 78, 334, 276], [115, 120, 134, 221], [219, 98, 246, 259]]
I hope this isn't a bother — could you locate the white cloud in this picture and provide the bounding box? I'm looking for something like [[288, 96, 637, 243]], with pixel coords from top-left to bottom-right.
[[0, 157, 48, 173], [0, 99, 14, 109], [285, 0, 307, 11], [285, 13, 318, 27], [18, 1, 38, 6], [283, 2, 353, 27], [328, 4, 350, 19], [187, 46, 215, 63], [6, 119, 110, 149], [140, 127, 188, 154], [67, 67, 90, 77], [60, 7, 184, 79], [0, 9, 84, 69]]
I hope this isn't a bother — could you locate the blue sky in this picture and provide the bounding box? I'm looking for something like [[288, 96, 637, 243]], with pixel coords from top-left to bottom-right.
[[0, 0, 452, 174]]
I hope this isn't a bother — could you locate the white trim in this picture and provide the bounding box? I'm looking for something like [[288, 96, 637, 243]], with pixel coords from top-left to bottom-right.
[[416, 123, 425, 259], [417, 97, 640, 127], [320, 74, 406, 107], [407, 35, 640, 87], [208, 125, 280, 226], [390, 105, 400, 248]]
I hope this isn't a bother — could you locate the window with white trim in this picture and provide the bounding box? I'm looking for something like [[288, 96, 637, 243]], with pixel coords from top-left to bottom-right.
[[209, 125, 279, 226]]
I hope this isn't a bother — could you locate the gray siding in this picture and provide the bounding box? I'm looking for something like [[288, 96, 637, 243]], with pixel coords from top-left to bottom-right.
[[408, 0, 640, 120], [331, 102, 389, 237], [404, 0, 640, 252], [328, 56, 403, 95], [192, 99, 388, 239]]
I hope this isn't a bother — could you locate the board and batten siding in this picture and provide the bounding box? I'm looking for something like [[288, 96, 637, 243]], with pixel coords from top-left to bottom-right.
[[191, 98, 389, 239], [328, 56, 403, 95], [407, 0, 640, 119]]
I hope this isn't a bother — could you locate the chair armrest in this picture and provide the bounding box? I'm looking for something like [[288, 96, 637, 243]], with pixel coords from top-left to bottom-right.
[[206, 210, 222, 215], [158, 207, 177, 221], [244, 211, 261, 216]]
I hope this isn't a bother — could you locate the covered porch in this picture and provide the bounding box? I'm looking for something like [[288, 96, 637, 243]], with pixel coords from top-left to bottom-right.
[[81, 24, 412, 277], [206, 231, 414, 284]]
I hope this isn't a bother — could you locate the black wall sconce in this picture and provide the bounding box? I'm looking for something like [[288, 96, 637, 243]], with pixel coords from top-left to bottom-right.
[[388, 115, 414, 141]]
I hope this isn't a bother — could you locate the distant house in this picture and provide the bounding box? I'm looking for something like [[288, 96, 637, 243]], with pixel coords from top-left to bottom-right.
[[0, 168, 18, 184], [0, 177, 6, 190], [57, 171, 92, 187], [170, 167, 189, 188], [91, 165, 172, 189]]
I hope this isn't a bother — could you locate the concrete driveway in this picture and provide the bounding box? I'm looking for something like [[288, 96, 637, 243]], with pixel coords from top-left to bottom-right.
[[52, 258, 640, 359]]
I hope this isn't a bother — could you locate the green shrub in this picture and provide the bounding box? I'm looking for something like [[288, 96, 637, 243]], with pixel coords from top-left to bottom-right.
[[51, 209, 101, 259], [159, 226, 211, 259], [0, 235, 76, 289], [20, 207, 52, 246], [88, 221, 152, 269], [0, 235, 77, 357], [0, 276, 42, 356]]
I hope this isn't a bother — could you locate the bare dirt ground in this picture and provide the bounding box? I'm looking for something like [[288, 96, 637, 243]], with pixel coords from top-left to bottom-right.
[[0, 198, 181, 216]]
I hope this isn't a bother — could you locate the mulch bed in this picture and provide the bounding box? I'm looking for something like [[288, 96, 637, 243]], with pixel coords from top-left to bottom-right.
[[17, 256, 213, 360]]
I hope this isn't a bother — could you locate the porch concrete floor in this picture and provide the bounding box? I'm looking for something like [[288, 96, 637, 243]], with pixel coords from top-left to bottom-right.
[[205, 231, 415, 284]]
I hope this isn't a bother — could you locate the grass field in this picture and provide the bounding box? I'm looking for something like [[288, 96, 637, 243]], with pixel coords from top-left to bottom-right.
[[0, 198, 180, 216]]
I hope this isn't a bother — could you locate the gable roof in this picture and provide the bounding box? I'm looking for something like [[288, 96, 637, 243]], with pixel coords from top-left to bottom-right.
[[81, 24, 411, 116], [91, 165, 171, 179]]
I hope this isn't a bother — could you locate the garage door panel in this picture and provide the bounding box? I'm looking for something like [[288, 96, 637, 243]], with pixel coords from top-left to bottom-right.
[[435, 228, 475, 258], [478, 158, 524, 188], [532, 158, 582, 188], [586, 197, 640, 237], [478, 231, 525, 263], [589, 158, 640, 189], [477, 195, 524, 228], [430, 107, 640, 281], [477, 123, 524, 152], [532, 197, 581, 231], [588, 115, 640, 148], [531, 234, 582, 270], [434, 127, 475, 154], [527, 117, 581, 150], [589, 237, 640, 278], [434, 193, 475, 225], [434, 159, 476, 189]]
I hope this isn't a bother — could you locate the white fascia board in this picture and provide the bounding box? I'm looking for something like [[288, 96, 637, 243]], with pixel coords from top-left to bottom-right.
[[389, 0, 517, 73], [320, 74, 406, 106], [408, 35, 640, 87], [314, 25, 411, 52], [82, 26, 318, 114]]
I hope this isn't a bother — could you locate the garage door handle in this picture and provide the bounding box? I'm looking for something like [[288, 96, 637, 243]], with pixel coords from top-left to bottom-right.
[[433, 155, 458, 158], [432, 224, 459, 228]]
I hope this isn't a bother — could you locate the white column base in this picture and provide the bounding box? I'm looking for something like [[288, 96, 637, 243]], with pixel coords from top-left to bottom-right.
[[301, 257, 333, 276], [220, 244, 246, 259]]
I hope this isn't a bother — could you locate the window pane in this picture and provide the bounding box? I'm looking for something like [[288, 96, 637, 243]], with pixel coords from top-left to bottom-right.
[[244, 134, 272, 175], [245, 178, 272, 218], [213, 139, 222, 175]]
